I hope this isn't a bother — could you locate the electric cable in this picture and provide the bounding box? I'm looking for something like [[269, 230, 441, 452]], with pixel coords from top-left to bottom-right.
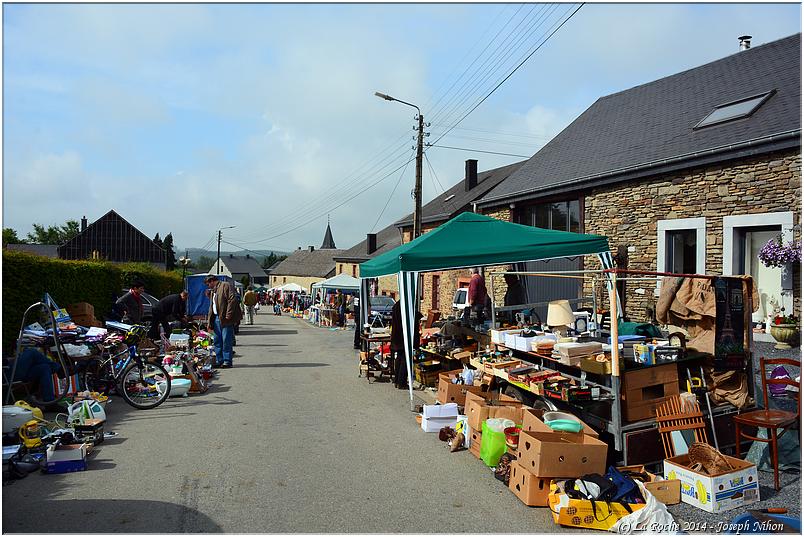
[[428, 124, 553, 141], [428, 4, 542, 125], [423, 151, 447, 196], [371, 148, 415, 233], [430, 4, 583, 148], [432, 3, 556, 128], [426, 144, 530, 159], [424, 152, 458, 214]]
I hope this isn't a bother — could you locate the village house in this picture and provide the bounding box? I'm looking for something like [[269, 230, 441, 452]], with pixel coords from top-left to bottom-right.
[[333, 223, 402, 299], [476, 34, 801, 326], [210, 254, 269, 287], [269, 222, 343, 292]]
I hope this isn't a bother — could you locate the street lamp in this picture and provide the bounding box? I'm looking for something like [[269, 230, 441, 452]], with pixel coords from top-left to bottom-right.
[[375, 91, 424, 240], [217, 226, 236, 274], [179, 254, 191, 281]]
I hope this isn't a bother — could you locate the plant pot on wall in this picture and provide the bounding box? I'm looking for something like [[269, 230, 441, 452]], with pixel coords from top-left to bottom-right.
[[770, 324, 800, 350]]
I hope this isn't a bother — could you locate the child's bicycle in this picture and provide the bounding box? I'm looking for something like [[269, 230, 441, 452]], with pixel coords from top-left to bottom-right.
[[80, 326, 171, 410]]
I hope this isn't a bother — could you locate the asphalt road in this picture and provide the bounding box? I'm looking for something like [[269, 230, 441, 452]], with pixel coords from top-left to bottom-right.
[[2, 314, 800, 533]]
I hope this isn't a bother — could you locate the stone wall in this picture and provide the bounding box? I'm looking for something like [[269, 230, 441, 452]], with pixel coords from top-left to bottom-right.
[[582, 149, 801, 320], [483, 208, 514, 306]]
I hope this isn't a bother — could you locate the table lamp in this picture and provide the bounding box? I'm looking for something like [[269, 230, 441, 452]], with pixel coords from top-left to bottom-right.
[[547, 300, 574, 337]]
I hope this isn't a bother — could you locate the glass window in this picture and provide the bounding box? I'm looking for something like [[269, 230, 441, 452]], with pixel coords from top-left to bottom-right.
[[534, 205, 550, 229], [550, 203, 568, 231], [695, 92, 773, 128], [569, 200, 580, 233], [666, 229, 697, 274]]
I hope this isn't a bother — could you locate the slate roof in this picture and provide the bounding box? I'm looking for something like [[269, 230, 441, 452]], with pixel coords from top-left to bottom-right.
[[270, 248, 344, 278], [217, 255, 266, 277], [333, 223, 402, 263], [58, 210, 166, 263], [479, 33, 802, 207], [321, 223, 337, 249], [395, 160, 525, 227], [6, 244, 59, 258]]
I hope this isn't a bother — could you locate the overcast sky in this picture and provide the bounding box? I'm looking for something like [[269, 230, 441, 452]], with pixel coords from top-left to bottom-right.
[[3, 3, 800, 254]]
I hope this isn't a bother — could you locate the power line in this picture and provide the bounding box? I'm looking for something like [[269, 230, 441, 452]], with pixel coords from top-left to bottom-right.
[[428, 131, 545, 148], [431, 4, 584, 148], [428, 123, 553, 141], [423, 152, 457, 214], [426, 143, 530, 158], [219, 239, 291, 258], [371, 148, 415, 233]]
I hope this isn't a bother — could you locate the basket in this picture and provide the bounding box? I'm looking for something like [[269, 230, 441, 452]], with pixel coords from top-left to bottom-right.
[[688, 442, 734, 475]]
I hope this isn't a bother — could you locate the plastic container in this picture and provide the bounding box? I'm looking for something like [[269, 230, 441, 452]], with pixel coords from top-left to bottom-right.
[[169, 378, 192, 397]]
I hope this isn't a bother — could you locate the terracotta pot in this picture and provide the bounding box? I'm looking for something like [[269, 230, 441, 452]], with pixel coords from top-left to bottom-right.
[[770, 324, 800, 349]]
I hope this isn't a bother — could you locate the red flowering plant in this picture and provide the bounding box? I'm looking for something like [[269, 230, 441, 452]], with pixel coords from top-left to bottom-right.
[[773, 310, 799, 326]]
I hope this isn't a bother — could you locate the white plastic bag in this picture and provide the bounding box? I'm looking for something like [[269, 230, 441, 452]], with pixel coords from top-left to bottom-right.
[[609, 481, 676, 534], [485, 418, 515, 433]]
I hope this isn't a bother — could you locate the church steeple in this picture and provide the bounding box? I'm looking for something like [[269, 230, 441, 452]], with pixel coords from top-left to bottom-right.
[[321, 215, 336, 249]]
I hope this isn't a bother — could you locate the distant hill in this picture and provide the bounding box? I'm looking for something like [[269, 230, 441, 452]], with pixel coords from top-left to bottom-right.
[[179, 248, 289, 272]]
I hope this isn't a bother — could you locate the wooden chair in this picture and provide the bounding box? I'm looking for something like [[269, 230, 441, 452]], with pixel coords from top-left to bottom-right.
[[656, 395, 710, 458], [734, 357, 801, 491], [424, 310, 441, 329]]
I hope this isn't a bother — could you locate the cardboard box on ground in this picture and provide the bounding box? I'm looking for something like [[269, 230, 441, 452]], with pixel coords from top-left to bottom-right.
[[618, 464, 681, 505], [664, 453, 759, 513], [464, 391, 524, 431], [436, 369, 485, 406]]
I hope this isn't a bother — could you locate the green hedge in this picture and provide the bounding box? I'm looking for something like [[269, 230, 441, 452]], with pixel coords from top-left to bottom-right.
[[2, 250, 182, 351]]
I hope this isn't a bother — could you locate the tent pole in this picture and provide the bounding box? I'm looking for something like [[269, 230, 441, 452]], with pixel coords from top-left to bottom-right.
[[490, 272, 496, 328]]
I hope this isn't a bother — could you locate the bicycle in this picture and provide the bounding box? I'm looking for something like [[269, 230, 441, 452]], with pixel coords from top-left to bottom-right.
[[81, 327, 171, 410]]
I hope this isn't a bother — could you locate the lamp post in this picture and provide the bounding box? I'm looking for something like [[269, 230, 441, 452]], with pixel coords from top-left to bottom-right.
[[179, 251, 191, 281], [217, 226, 236, 274], [375, 91, 424, 240]]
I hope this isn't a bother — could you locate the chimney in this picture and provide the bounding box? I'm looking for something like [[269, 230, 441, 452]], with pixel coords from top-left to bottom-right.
[[297, 246, 301, 250], [229, 254, 234, 258], [738, 35, 752, 51], [81, 216, 87, 231], [246, 254, 250, 259], [309, 246, 315, 252], [366, 233, 377, 255], [464, 159, 478, 191]]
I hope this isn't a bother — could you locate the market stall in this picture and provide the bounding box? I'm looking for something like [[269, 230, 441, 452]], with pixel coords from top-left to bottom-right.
[[358, 212, 615, 410], [311, 273, 359, 327]]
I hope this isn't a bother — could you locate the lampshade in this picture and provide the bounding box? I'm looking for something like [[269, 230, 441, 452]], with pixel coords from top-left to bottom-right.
[[547, 300, 574, 327]]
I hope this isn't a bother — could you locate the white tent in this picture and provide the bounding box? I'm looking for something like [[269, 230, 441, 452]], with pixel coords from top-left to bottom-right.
[[311, 273, 360, 292], [279, 283, 304, 292]]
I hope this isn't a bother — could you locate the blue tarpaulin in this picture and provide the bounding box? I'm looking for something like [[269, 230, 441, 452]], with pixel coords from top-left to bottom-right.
[[185, 274, 235, 317]]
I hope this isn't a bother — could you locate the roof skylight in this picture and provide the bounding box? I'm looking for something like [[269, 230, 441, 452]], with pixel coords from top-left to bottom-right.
[[694, 90, 775, 129]]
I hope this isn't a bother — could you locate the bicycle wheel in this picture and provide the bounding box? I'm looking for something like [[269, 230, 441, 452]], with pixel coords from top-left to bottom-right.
[[80, 360, 109, 395], [118, 361, 171, 409]]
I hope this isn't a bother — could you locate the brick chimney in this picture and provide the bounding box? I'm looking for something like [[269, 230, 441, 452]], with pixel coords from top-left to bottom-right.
[[464, 159, 478, 191], [81, 216, 87, 231], [309, 246, 315, 252], [366, 233, 377, 255]]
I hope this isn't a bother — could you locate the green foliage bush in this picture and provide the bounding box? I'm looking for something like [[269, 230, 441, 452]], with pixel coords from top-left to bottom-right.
[[2, 250, 182, 350]]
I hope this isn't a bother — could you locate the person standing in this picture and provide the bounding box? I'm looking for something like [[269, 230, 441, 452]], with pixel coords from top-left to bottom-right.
[[243, 287, 258, 325], [466, 268, 488, 324], [205, 276, 242, 368], [335, 289, 346, 327], [116, 279, 146, 324], [390, 300, 422, 389], [148, 290, 188, 340]]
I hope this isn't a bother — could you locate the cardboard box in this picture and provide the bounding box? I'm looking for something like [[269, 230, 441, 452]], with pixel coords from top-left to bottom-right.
[[508, 462, 555, 506], [549, 480, 646, 531], [663, 454, 759, 513], [521, 408, 598, 438], [422, 402, 458, 419], [491, 329, 520, 345], [455, 416, 470, 448], [468, 427, 481, 450], [45, 443, 89, 474], [421, 416, 457, 433], [469, 436, 482, 459], [465, 391, 524, 431], [504, 331, 519, 348], [516, 430, 607, 478], [437, 374, 485, 406], [618, 464, 680, 505], [514, 335, 539, 352], [67, 302, 94, 318]]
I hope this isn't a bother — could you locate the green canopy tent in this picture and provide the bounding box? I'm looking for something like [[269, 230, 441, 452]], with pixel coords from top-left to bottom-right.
[[358, 212, 614, 409]]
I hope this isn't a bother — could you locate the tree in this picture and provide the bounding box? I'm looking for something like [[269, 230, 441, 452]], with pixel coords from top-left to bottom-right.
[[26, 220, 80, 244], [152, 233, 163, 249], [3, 228, 26, 247], [197, 256, 216, 272], [163, 233, 177, 271], [240, 276, 250, 288], [262, 251, 278, 269]]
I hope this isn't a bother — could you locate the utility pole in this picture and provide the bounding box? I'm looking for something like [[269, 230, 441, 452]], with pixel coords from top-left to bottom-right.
[[375, 91, 426, 239], [413, 112, 424, 239], [216, 226, 236, 275]]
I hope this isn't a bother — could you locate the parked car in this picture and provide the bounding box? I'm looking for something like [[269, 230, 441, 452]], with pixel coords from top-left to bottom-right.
[[452, 288, 470, 315], [115, 289, 160, 322], [369, 295, 396, 324]]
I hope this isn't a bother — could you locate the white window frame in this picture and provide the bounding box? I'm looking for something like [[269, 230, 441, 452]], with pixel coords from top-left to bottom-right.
[[657, 217, 707, 275], [723, 211, 794, 311]]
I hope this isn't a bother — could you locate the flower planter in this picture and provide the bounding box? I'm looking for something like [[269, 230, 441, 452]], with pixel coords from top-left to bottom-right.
[[770, 324, 800, 350]]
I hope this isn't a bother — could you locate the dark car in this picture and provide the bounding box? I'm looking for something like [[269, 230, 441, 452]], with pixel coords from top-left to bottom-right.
[[369, 295, 396, 324], [115, 289, 160, 322]]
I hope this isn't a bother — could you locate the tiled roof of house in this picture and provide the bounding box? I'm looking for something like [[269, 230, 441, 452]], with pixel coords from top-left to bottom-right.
[[480, 33, 801, 206], [395, 160, 525, 227], [270, 248, 344, 278], [333, 223, 401, 263], [217, 255, 266, 277]]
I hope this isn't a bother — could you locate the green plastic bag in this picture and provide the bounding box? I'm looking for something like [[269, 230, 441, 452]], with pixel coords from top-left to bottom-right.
[[480, 421, 507, 467]]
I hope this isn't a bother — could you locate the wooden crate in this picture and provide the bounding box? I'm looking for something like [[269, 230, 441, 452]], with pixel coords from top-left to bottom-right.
[[621, 364, 679, 422]]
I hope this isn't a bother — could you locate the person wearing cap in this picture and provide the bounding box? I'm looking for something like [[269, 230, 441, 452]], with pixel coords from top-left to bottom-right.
[[148, 290, 189, 340], [115, 279, 146, 324], [205, 276, 242, 368]]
